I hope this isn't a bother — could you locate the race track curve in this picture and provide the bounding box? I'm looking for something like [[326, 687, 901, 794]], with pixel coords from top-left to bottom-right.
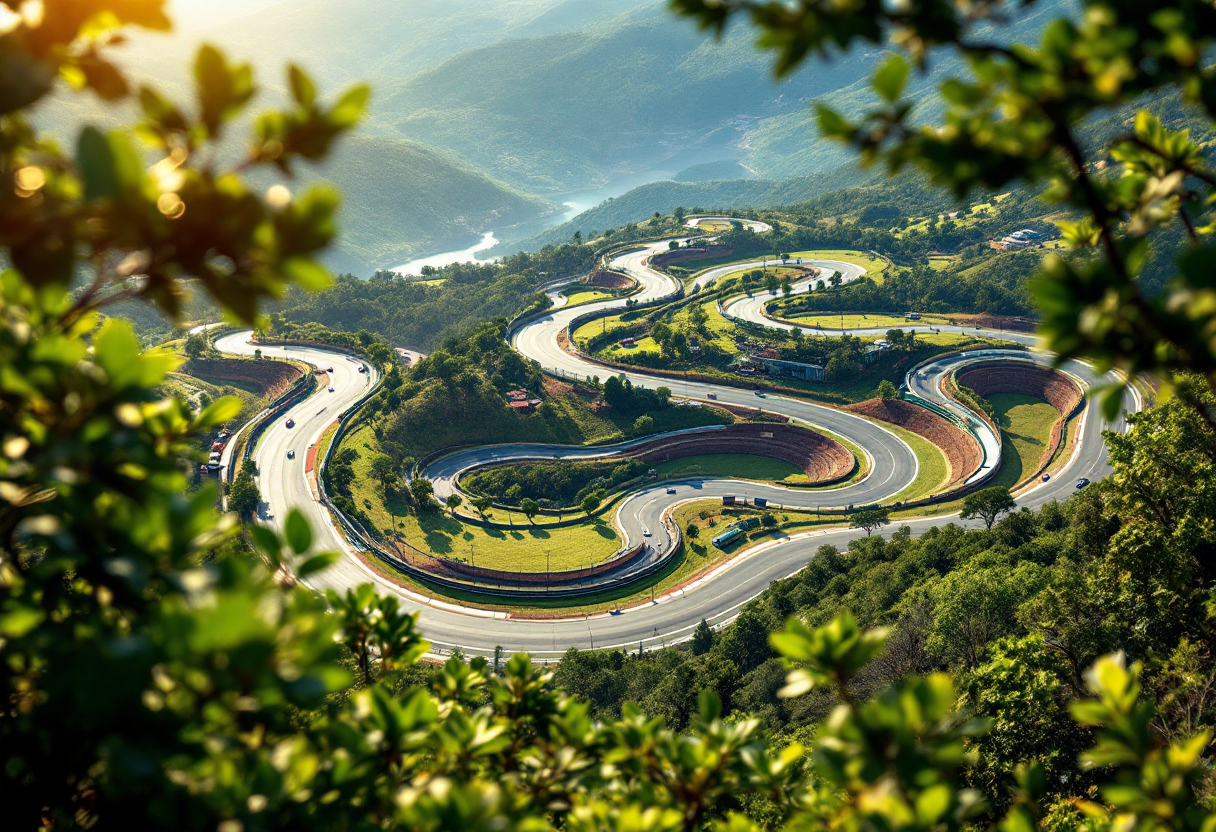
[[216, 223, 1137, 659]]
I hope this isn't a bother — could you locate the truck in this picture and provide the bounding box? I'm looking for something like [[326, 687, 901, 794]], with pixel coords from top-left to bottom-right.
[[753, 497, 768, 508], [722, 495, 736, 506]]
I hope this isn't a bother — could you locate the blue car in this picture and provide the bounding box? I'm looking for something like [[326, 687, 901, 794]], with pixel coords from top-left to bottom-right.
[[1075, 478, 1090, 489]]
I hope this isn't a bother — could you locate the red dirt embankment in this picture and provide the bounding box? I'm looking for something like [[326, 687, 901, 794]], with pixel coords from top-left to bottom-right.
[[955, 363, 1084, 481], [955, 364, 1082, 414], [584, 268, 635, 290], [848, 399, 981, 491], [632, 422, 854, 485], [184, 358, 303, 399]]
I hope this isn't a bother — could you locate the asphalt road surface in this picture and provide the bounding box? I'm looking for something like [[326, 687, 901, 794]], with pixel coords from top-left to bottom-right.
[[214, 224, 1138, 659]]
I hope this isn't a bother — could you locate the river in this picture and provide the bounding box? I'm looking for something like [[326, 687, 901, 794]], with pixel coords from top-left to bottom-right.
[[393, 146, 739, 276]]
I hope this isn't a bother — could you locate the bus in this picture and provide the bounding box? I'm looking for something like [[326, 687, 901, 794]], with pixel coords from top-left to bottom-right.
[[712, 527, 745, 548]]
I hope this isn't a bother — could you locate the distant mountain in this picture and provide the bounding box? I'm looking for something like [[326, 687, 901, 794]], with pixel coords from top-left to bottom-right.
[[674, 161, 757, 182], [496, 166, 882, 252], [380, 3, 876, 193]]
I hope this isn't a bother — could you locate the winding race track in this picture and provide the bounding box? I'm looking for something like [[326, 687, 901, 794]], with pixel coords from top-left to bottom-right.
[[216, 221, 1138, 658]]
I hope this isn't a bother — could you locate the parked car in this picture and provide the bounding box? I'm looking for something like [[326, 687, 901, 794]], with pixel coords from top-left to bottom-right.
[[287, 449, 295, 459], [285, 418, 295, 428], [1076, 478, 1090, 489]]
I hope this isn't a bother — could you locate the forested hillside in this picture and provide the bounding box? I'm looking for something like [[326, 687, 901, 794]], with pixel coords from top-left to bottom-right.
[[550, 378, 1216, 813]]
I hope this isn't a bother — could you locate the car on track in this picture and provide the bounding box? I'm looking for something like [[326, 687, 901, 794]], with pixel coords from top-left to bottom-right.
[[1076, 478, 1090, 489], [666, 488, 676, 495], [641, 528, 652, 537], [326, 367, 333, 372], [287, 450, 295, 459], [285, 418, 295, 428], [328, 386, 335, 392], [706, 392, 717, 399], [1042, 473, 1051, 482]]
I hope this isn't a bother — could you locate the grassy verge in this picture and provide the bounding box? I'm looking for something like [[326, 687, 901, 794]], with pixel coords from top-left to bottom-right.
[[986, 393, 1059, 490], [562, 287, 615, 307], [875, 422, 951, 504], [356, 500, 846, 618], [781, 312, 949, 329], [787, 249, 889, 282], [343, 423, 623, 571], [654, 453, 808, 483]]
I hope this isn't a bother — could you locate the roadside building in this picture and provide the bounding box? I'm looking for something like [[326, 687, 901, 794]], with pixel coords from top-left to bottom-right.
[[748, 354, 825, 381]]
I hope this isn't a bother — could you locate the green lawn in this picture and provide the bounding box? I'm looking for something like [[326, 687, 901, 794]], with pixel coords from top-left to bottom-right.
[[782, 312, 940, 330], [561, 287, 615, 307], [344, 430, 623, 573], [654, 453, 808, 483], [986, 393, 1060, 489], [880, 422, 951, 503], [787, 249, 889, 283]]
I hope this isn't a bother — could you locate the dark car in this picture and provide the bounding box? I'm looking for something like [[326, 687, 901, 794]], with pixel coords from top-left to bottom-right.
[[1041, 473, 1051, 482], [1075, 478, 1090, 489], [287, 449, 295, 459], [285, 418, 295, 428], [666, 488, 676, 495]]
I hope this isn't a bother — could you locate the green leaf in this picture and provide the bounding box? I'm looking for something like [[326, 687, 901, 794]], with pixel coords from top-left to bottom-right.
[[0, 606, 44, 637], [329, 84, 370, 128], [77, 126, 120, 201], [195, 395, 242, 428], [288, 64, 316, 108], [873, 54, 909, 103], [249, 524, 282, 564], [285, 508, 312, 554], [815, 104, 852, 139], [281, 257, 332, 291], [297, 552, 336, 578]]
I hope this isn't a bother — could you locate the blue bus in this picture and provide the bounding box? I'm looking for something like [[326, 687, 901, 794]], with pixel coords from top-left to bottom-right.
[[712, 527, 745, 548]]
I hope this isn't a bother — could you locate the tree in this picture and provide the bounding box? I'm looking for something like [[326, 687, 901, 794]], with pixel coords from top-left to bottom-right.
[[184, 331, 208, 357], [961, 487, 1017, 530], [369, 453, 398, 488], [686, 522, 700, 539], [764, 273, 780, 293], [470, 496, 493, 519], [410, 476, 436, 510], [669, 240, 679, 250], [877, 379, 899, 400], [761, 511, 777, 528], [445, 493, 463, 515], [691, 619, 714, 655], [581, 493, 602, 516], [228, 468, 262, 516], [850, 507, 891, 536], [519, 498, 540, 524], [632, 414, 655, 436]]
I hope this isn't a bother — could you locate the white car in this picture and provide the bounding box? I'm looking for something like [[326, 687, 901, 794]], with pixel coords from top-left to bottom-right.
[[642, 528, 652, 537]]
